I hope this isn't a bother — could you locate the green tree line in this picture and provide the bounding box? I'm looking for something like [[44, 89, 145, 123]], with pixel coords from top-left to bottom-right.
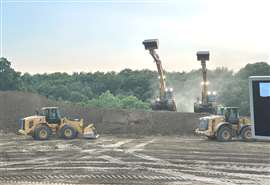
[[0, 57, 269, 114]]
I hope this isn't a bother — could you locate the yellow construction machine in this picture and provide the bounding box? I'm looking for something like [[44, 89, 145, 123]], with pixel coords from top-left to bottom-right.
[[142, 39, 177, 111], [18, 107, 99, 140], [195, 107, 252, 141], [194, 51, 217, 114]]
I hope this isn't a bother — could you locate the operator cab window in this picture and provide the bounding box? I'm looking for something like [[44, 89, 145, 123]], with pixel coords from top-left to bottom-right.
[[259, 82, 270, 97], [51, 109, 57, 119], [208, 95, 216, 103], [227, 109, 239, 124], [45, 109, 61, 124], [166, 91, 173, 99]]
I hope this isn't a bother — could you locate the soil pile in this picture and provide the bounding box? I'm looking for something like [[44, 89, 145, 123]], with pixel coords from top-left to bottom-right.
[[0, 91, 204, 135]]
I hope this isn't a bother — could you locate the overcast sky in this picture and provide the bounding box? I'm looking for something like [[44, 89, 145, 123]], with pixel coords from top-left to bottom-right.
[[2, 0, 270, 74]]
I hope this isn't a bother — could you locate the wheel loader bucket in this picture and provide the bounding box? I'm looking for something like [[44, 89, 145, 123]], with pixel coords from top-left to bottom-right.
[[83, 124, 99, 139]]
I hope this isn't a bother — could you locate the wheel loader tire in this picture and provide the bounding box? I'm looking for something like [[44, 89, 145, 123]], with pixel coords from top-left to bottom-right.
[[217, 126, 232, 142], [241, 126, 252, 141], [60, 125, 78, 139], [34, 125, 51, 140]]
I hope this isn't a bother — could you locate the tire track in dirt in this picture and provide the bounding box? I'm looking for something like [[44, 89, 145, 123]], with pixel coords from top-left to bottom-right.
[[0, 136, 269, 185]]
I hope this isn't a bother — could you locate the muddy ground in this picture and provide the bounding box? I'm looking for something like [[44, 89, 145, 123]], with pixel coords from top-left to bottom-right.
[[0, 134, 269, 185]]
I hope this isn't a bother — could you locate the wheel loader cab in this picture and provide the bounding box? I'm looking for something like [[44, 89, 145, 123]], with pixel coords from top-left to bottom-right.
[[41, 107, 61, 124], [216, 106, 225, 115], [224, 107, 240, 124]]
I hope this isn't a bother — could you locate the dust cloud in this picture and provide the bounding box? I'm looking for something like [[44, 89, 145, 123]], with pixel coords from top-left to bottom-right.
[[166, 68, 233, 112]]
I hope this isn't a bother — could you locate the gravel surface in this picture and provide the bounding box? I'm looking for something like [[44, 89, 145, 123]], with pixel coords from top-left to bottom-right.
[[0, 134, 269, 185]]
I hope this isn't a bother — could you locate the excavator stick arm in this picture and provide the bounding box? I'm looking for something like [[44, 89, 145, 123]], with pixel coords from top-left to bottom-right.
[[149, 50, 166, 98], [143, 39, 167, 99], [197, 51, 210, 105]]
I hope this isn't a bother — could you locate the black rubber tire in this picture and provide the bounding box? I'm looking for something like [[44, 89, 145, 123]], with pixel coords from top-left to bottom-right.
[[59, 125, 78, 139], [217, 126, 232, 142], [241, 126, 252, 141], [33, 125, 51, 140]]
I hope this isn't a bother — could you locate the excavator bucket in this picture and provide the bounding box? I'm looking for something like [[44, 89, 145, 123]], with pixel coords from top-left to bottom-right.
[[83, 124, 99, 139], [142, 39, 159, 50], [197, 51, 209, 61]]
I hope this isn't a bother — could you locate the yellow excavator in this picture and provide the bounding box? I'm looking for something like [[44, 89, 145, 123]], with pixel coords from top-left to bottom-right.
[[142, 39, 177, 111], [194, 51, 217, 114], [18, 107, 99, 140]]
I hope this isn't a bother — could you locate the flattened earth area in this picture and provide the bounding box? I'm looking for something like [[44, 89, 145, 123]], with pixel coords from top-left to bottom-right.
[[0, 135, 269, 185]]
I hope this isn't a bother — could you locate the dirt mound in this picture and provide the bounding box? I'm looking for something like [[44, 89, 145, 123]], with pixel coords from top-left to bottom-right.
[[0, 91, 204, 135]]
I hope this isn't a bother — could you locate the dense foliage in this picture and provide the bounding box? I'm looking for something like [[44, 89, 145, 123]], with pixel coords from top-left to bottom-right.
[[0, 57, 269, 114], [82, 91, 150, 110], [0, 58, 21, 90]]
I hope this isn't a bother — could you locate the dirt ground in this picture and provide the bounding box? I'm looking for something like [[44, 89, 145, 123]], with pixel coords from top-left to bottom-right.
[[0, 134, 269, 185]]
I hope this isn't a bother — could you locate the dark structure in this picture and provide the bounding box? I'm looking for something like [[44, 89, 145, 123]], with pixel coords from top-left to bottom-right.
[[249, 76, 270, 140]]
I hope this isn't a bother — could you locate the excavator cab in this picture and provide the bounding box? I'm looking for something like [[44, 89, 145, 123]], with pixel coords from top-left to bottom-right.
[[207, 93, 217, 103], [165, 88, 174, 99]]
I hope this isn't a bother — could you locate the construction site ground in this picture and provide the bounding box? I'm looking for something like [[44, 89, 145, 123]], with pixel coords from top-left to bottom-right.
[[0, 134, 269, 185]]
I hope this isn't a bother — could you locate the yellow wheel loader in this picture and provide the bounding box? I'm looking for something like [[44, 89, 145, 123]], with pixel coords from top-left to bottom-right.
[[195, 107, 252, 141], [18, 107, 99, 140], [142, 39, 177, 111]]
